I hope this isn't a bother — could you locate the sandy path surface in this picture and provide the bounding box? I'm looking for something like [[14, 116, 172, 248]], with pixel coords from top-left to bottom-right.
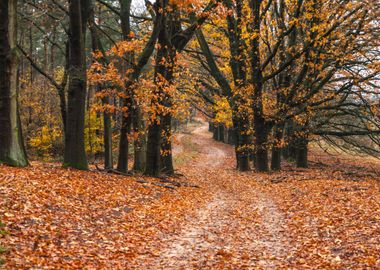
[[141, 122, 289, 269]]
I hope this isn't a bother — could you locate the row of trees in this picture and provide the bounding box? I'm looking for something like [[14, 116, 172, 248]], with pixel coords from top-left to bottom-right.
[[195, 0, 380, 171], [0, 0, 379, 175]]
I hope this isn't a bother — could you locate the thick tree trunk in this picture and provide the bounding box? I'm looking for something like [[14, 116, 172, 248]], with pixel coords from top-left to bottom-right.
[[213, 123, 218, 140], [145, 10, 174, 177], [227, 128, 236, 145], [161, 113, 174, 174], [271, 124, 284, 171], [271, 147, 281, 171], [233, 116, 250, 171], [116, 0, 134, 172], [282, 120, 297, 161], [254, 115, 270, 172], [0, 0, 28, 167], [217, 124, 224, 141], [64, 0, 88, 170], [117, 98, 132, 173], [145, 121, 161, 176], [249, 0, 269, 172], [296, 137, 308, 168]]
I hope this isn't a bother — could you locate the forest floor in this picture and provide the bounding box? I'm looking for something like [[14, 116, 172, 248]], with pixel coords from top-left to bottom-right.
[[1, 121, 380, 269]]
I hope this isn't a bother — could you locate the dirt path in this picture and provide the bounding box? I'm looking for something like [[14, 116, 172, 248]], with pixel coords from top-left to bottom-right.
[[2, 121, 379, 269], [145, 122, 289, 269]]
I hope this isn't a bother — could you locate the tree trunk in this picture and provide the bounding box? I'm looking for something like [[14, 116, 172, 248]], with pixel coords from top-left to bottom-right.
[[117, 98, 132, 173], [145, 9, 173, 177], [64, 0, 88, 170], [296, 137, 308, 168], [217, 124, 224, 141], [116, 0, 134, 173], [213, 123, 218, 140], [103, 103, 113, 169], [88, 4, 113, 169], [233, 115, 250, 171], [254, 115, 270, 172], [227, 128, 236, 145], [249, 0, 268, 172], [0, 0, 28, 167], [133, 107, 146, 172], [271, 147, 281, 171], [161, 113, 174, 175], [282, 120, 297, 161], [145, 121, 161, 176], [209, 122, 214, 132], [271, 124, 284, 171]]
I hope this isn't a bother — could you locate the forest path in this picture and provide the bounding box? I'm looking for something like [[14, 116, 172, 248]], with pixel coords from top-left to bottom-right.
[[140, 122, 290, 269], [2, 121, 379, 269]]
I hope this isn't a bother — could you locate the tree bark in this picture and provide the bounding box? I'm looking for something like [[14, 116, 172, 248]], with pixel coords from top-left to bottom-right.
[[145, 121, 161, 176], [0, 0, 28, 167], [116, 0, 134, 172], [233, 115, 251, 171], [63, 0, 88, 170], [145, 45, 168, 176], [249, 0, 270, 172], [213, 123, 219, 140], [296, 137, 308, 168], [103, 103, 113, 169], [217, 124, 224, 141], [254, 116, 270, 172], [161, 113, 174, 174], [117, 98, 132, 172], [271, 123, 284, 171], [133, 107, 146, 172]]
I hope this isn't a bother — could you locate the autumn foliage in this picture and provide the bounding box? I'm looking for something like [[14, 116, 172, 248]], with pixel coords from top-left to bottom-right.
[[0, 0, 380, 268]]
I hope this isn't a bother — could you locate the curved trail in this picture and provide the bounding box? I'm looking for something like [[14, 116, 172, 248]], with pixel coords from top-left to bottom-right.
[[141, 122, 290, 269]]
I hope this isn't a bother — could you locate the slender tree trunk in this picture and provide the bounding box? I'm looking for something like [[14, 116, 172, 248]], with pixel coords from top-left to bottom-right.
[[133, 107, 146, 172], [64, 0, 88, 170], [0, 0, 28, 167], [103, 99, 113, 169], [29, 25, 34, 84], [88, 5, 113, 170]]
